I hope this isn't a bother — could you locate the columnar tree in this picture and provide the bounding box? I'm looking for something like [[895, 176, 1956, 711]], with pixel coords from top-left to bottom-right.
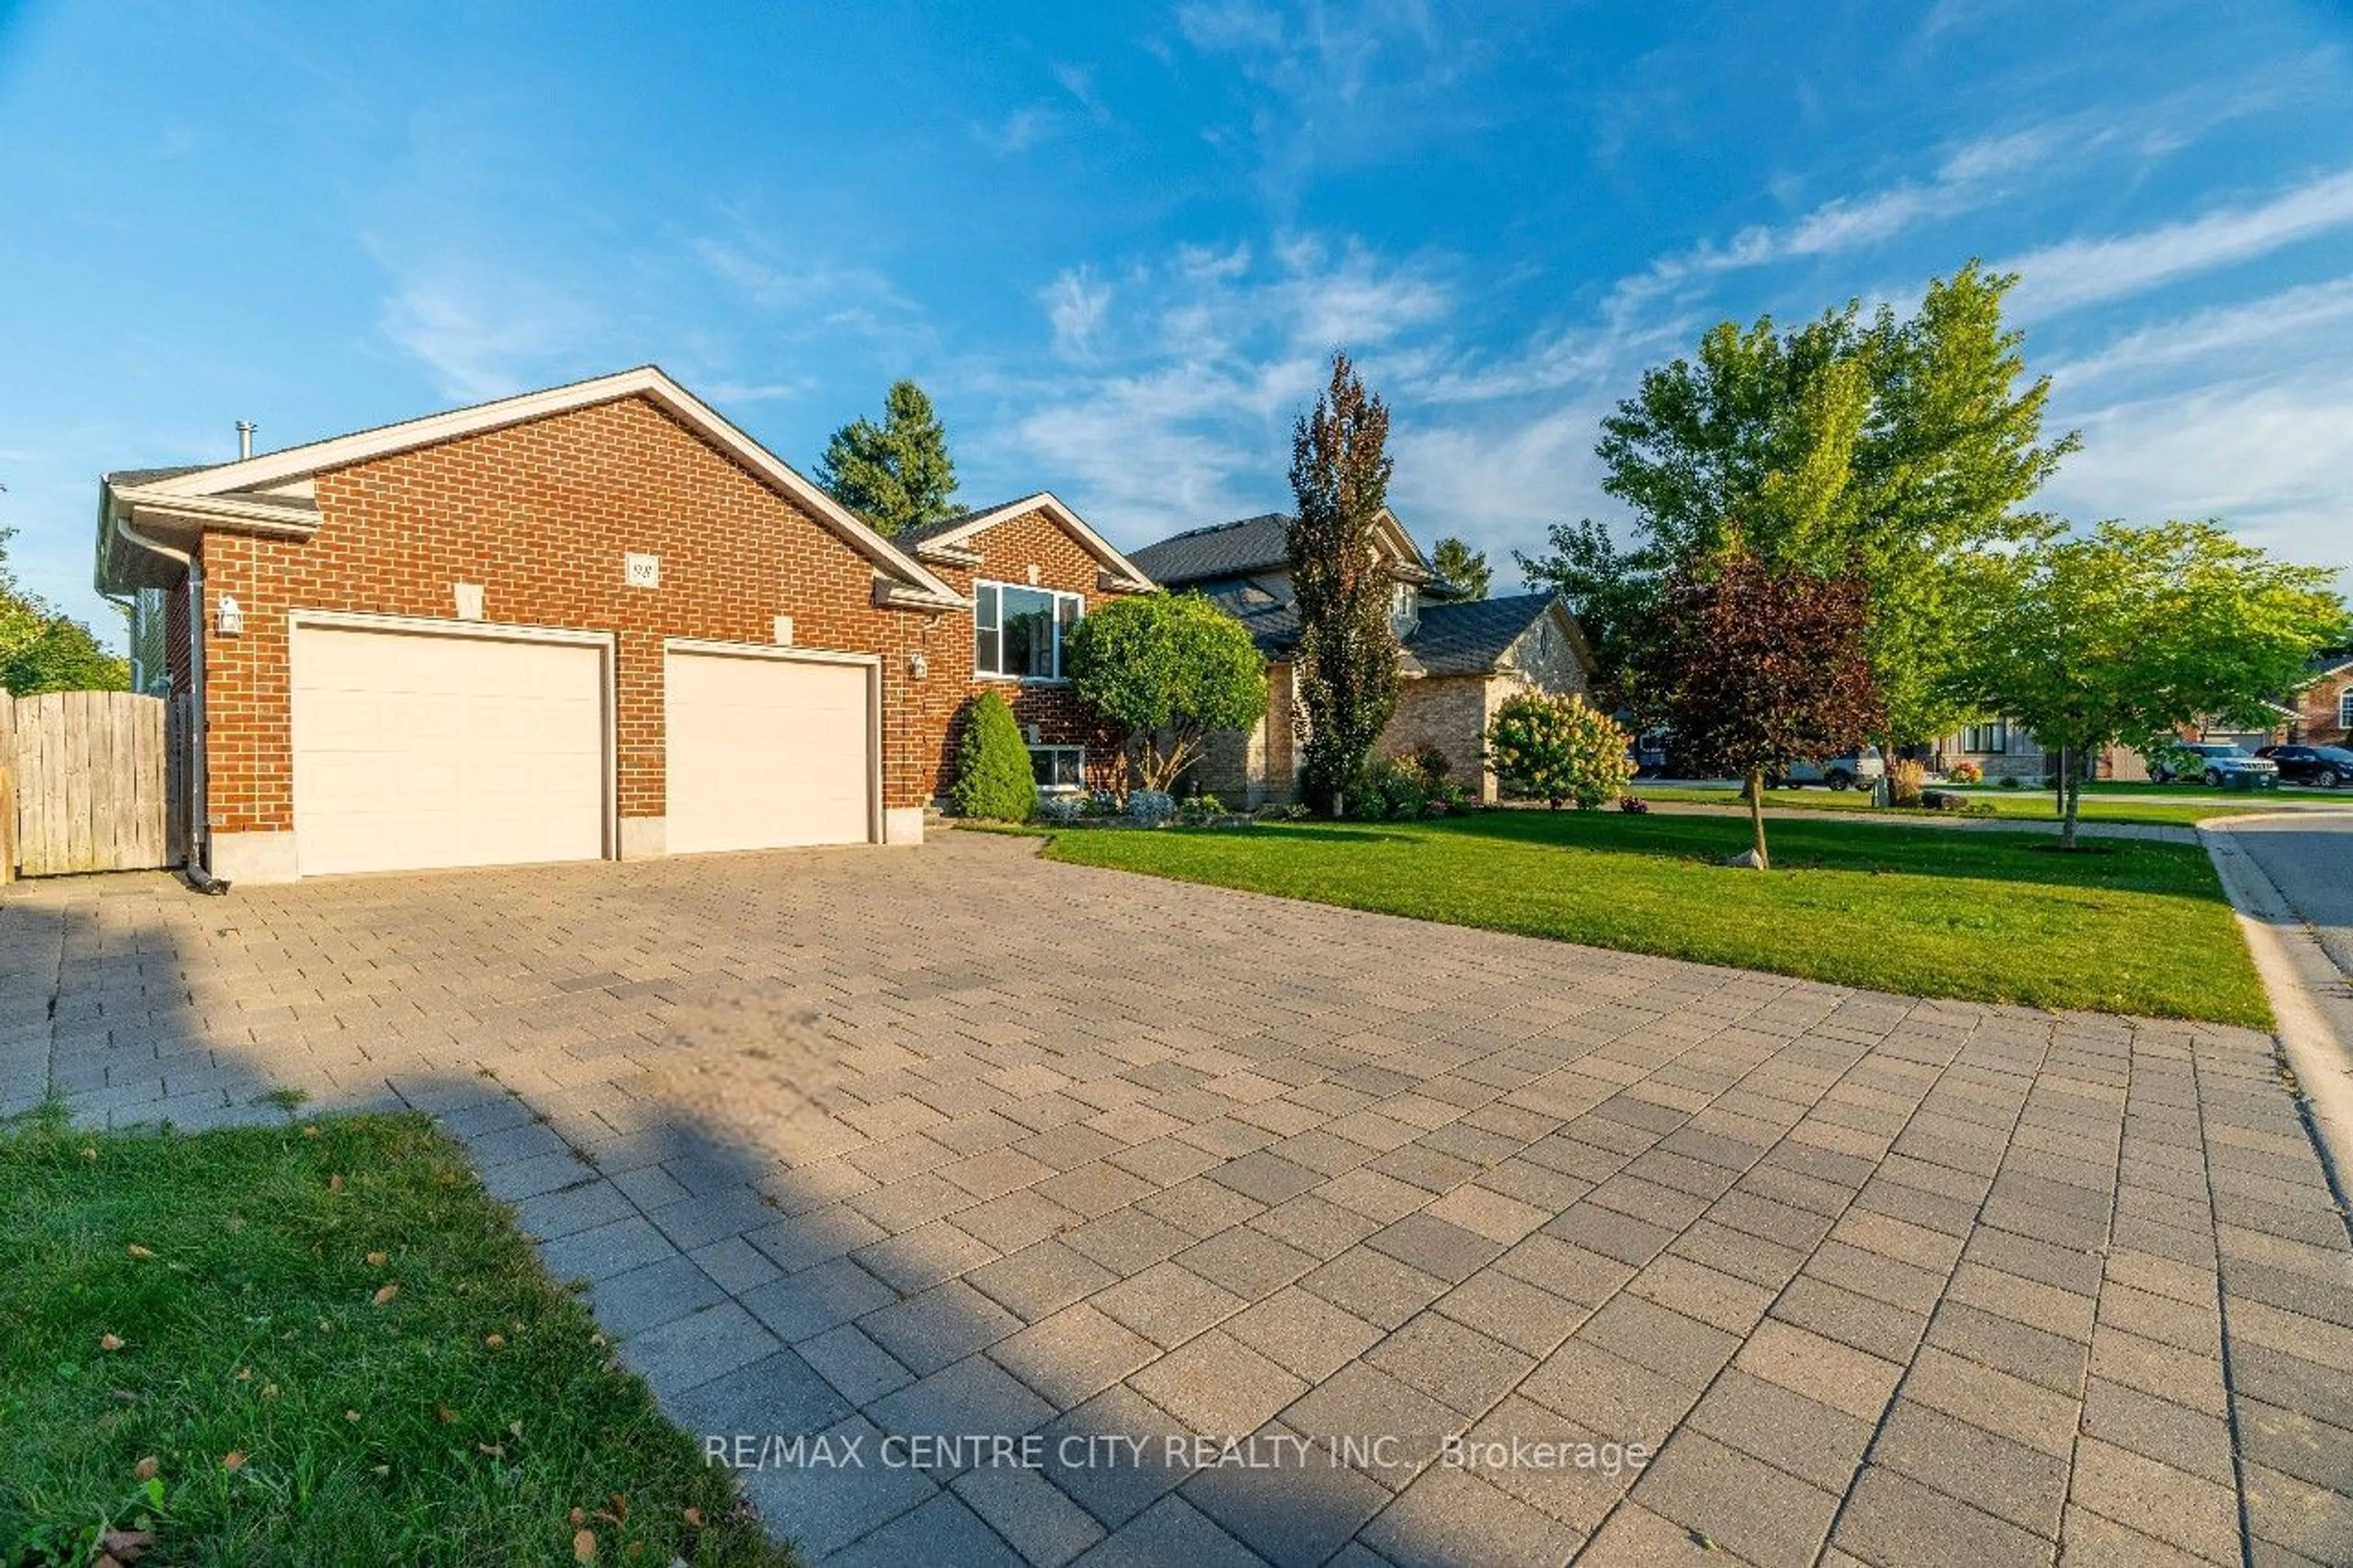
[[1637, 546, 1883, 868], [1066, 593, 1267, 793], [1430, 537, 1491, 600], [1951, 522, 2346, 849], [1287, 352, 1401, 816], [815, 379, 958, 536]]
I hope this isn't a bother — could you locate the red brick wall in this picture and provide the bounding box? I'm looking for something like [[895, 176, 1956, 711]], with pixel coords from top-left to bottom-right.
[[917, 507, 1132, 797], [2296, 668, 2351, 746], [196, 395, 943, 834]]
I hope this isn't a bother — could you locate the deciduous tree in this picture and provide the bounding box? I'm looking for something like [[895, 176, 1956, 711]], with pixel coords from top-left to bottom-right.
[[1, 527, 128, 694], [1067, 593, 1267, 793], [1287, 352, 1402, 816], [1598, 262, 2075, 751], [1514, 520, 1663, 704], [815, 379, 958, 536], [1950, 522, 2346, 849], [1637, 545, 1883, 868]]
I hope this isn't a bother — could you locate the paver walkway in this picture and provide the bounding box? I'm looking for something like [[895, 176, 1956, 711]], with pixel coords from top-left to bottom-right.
[[5, 833, 2350, 1566]]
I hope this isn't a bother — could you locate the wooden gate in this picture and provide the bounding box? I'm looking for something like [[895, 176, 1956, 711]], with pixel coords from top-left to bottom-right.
[[1, 690, 171, 878]]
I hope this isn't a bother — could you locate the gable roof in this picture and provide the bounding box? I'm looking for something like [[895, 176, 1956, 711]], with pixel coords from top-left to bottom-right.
[[1178, 580, 1590, 680], [896, 493, 1153, 591], [2303, 649, 2353, 681], [1406, 592, 1588, 676], [96, 366, 964, 608], [1130, 509, 1436, 588]]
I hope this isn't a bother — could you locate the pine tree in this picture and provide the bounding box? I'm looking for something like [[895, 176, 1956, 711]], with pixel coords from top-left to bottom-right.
[[1430, 537, 1490, 599], [1286, 352, 1402, 816], [815, 380, 958, 536]]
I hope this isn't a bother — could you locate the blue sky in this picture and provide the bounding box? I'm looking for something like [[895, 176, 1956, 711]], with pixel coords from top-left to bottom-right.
[[4, 1, 2350, 642]]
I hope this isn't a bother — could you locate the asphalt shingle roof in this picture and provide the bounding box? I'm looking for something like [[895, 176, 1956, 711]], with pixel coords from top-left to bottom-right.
[[104, 464, 216, 487], [1129, 513, 1293, 585], [1405, 592, 1561, 676]]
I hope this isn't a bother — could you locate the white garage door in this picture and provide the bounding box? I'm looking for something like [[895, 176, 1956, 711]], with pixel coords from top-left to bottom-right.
[[291, 623, 607, 877], [665, 648, 875, 854]]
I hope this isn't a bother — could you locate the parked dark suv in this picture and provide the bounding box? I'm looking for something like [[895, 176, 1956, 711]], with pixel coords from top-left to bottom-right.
[[2256, 744, 2353, 788]]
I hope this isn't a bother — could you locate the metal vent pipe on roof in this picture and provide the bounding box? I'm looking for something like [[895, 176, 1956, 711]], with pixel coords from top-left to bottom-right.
[[236, 420, 256, 460]]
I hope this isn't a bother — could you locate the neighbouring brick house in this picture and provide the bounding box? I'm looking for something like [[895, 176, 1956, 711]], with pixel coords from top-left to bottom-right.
[[96, 367, 1147, 883], [2288, 651, 2353, 746], [1127, 512, 1596, 803]]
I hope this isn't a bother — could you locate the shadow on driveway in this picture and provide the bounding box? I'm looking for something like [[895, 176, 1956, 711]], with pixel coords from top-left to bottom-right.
[[7, 835, 2353, 1566]]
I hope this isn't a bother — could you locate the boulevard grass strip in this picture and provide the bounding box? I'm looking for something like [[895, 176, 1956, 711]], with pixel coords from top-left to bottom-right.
[[0, 1107, 792, 1567], [1040, 809, 2270, 1026], [1628, 783, 2298, 827]]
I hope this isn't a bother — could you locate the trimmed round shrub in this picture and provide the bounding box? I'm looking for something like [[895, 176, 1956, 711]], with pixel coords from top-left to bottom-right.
[[1126, 789, 1176, 826], [952, 691, 1037, 822], [1483, 692, 1634, 809], [1946, 760, 1983, 784]]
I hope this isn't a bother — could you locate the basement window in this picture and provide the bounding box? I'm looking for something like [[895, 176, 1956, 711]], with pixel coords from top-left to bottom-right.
[[1029, 745, 1085, 793]]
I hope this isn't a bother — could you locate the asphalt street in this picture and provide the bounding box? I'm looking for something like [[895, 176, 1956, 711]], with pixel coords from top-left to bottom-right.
[[2226, 809, 2353, 980]]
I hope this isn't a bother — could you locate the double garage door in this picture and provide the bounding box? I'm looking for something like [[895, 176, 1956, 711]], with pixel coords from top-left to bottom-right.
[[290, 622, 875, 877]]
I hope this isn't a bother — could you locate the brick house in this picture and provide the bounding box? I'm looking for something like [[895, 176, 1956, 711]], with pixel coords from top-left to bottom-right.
[[2288, 651, 2353, 746], [96, 367, 1147, 883], [893, 498, 1155, 798], [1127, 512, 1596, 803]]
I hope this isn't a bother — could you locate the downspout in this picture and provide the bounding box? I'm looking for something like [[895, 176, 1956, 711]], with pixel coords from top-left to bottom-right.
[[110, 512, 230, 893]]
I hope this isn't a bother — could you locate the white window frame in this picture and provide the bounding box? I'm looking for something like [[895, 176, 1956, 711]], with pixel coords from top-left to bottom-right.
[[1029, 744, 1085, 793], [974, 579, 1083, 683], [2340, 688, 2353, 730]]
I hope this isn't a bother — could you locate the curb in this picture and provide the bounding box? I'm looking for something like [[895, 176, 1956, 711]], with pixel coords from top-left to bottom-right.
[[2198, 816, 2353, 1214]]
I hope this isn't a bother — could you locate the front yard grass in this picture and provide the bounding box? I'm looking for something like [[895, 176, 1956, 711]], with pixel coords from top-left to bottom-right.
[[1042, 810, 2270, 1026], [0, 1108, 789, 1567]]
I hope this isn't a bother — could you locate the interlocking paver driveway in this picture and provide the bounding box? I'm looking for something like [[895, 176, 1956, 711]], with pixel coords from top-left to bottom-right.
[[6, 833, 2351, 1566]]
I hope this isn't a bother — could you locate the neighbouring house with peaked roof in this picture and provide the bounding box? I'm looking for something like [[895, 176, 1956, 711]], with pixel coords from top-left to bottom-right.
[[1128, 511, 1597, 804], [2289, 649, 2353, 747]]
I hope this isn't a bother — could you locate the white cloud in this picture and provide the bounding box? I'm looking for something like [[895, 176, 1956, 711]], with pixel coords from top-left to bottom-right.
[[978, 105, 1057, 156], [376, 268, 599, 403], [2005, 169, 2353, 315], [1042, 268, 1113, 358], [2047, 278, 2353, 390], [2048, 372, 2353, 585]]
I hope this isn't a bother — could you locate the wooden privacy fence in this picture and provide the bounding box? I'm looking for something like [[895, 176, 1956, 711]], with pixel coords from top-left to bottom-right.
[[0, 689, 172, 881]]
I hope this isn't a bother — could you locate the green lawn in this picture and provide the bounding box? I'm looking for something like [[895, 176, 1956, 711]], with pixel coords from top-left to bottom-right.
[[1040, 811, 2269, 1026], [1629, 783, 2294, 828], [0, 1108, 789, 1567]]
